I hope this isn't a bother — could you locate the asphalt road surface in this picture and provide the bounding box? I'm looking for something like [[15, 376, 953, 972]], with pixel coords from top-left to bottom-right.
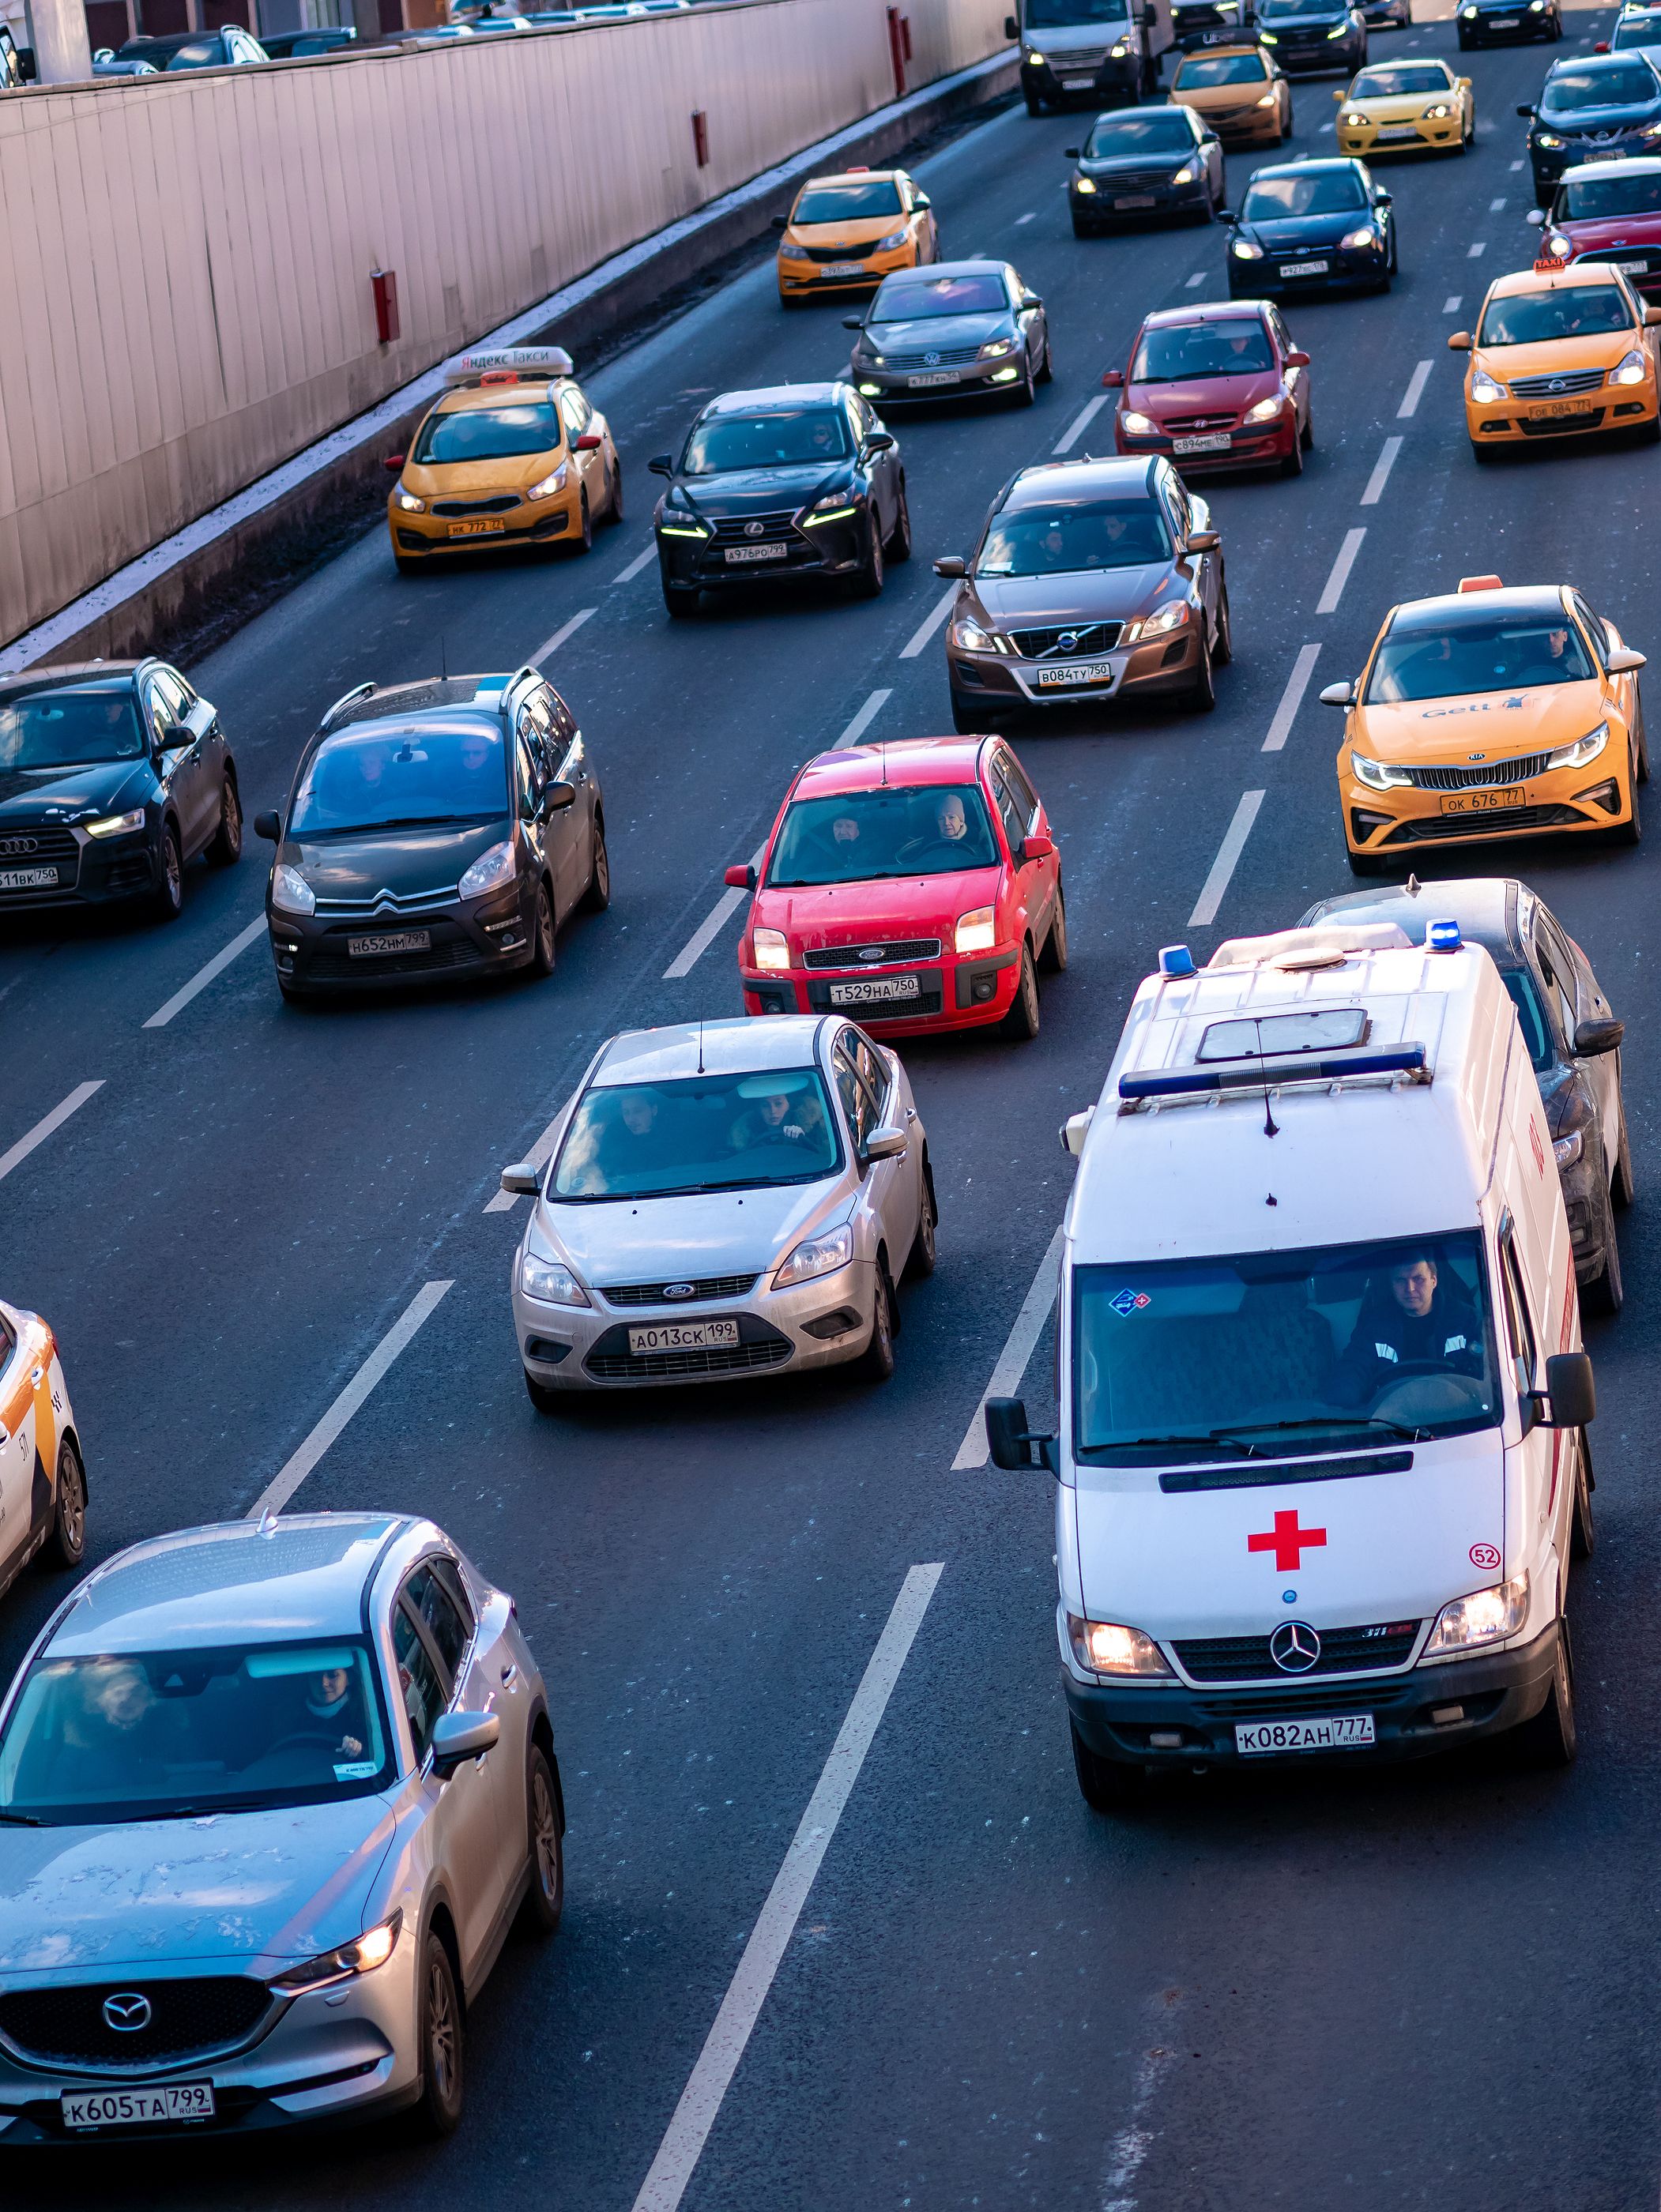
[[3, 12, 1656, 2205]]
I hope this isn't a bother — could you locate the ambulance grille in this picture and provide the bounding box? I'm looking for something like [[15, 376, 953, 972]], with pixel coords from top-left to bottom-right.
[[1173, 1620, 1421, 1681]]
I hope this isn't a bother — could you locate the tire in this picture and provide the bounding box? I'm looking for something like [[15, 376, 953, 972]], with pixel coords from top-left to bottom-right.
[[1024, 88, 1045, 115], [1282, 425, 1305, 476], [1039, 879, 1068, 971], [1612, 764, 1642, 844], [410, 1930, 465, 2139], [850, 513, 886, 598], [1581, 1184, 1623, 1315], [206, 772, 242, 867], [1457, 27, 1471, 44], [1037, 333, 1055, 385], [154, 822, 183, 920], [1472, 441, 1498, 464], [1211, 585, 1234, 664], [1011, 356, 1037, 408], [1071, 1721, 1148, 1812], [524, 1367, 561, 1413], [394, 552, 423, 575], [853, 1262, 897, 1382], [1512, 1624, 1576, 1768], [1570, 1437, 1595, 1561], [1301, 407, 1314, 451], [906, 1169, 938, 1278], [517, 1746, 565, 1936], [1346, 845, 1384, 875], [41, 1436, 86, 1570], [1634, 414, 1661, 446], [886, 485, 913, 562], [1613, 1104, 1635, 1209], [529, 879, 556, 978], [1188, 632, 1217, 713], [664, 583, 701, 619], [573, 492, 593, 555], [1071, 213, 1098, 239], [605, 450, 624, 524], [582, 819, 611, 912], [1001, 942, 1041, 1040], [1635, 696, 1649, 784]]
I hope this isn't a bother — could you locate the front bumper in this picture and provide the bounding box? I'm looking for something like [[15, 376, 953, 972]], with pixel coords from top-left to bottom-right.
[[1117, 412, 1297, 469], [852, 356, 1026, 403], [1458, 3, 1552, 34], [1465, 377, 1658, 446], [387, 489, 575, 557], [1337, 116, 1462, 154], [0, 822, 160, 910], [1021, 51, 1139, 103], [268, 889, 536, 994], [657, 510, 868, 585], [777, 246, 917, 298], [1066, 1619, 1561, 1769], [740, 945, 1019, 1035], [951, 628, 1204, 709], [1229, 239, 1387, 292], [1072, 176, 1213, 224], [1343, 761, 1634, 856]]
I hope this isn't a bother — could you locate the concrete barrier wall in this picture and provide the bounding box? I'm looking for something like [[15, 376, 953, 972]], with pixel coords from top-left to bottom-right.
[[0, 0, 1010, 650]]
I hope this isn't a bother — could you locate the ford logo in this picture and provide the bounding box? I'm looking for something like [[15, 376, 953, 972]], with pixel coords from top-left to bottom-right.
[[859, 947, 884, 962], [0, 835, 39, 856], [102, 1992, 153, 2033], [744, 521, 766, 539], [663, 1282, 696, 1300]]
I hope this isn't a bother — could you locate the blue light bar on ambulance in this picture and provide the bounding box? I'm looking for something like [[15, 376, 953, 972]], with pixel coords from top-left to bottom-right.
[[1119, 1043, 1428, 1102], [1426, 916, 1462, 952]]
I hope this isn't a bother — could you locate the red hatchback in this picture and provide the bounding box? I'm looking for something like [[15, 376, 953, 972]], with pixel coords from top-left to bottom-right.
[[1105, 299, 1313, 475], [1534, 156, 1661, 300], [729, 736, 1064, 1040]]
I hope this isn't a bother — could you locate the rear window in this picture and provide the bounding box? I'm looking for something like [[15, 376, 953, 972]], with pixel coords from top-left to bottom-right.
[[793, 180, 904, 222], [1477, 283, 1633, 344], [1545, 62, 1659, 108], [1557, 168, 1661, 218], [412, 403, 562, 463], [766, 784, 1000, 887], [1173, 51, 1268, 85]]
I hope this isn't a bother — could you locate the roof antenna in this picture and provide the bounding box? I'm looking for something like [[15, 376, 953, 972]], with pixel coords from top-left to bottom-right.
[[879, 739, 888, 787], [440, 634, 447, 682], [697, 1018, 705, 1075], [1256, 1017, 1279, 1140], [1406, 872, 1421, 897]]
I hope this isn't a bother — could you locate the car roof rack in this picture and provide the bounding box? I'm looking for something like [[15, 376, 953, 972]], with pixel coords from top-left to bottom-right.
[[1117, 1043, 1428, 1108]]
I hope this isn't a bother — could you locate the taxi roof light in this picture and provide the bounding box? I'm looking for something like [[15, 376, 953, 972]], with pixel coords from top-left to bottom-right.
[[444, 344, 574, 387], [1458, 574, 1504, 592]]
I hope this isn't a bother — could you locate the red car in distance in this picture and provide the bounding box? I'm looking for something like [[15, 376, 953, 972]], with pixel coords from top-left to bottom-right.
[[727, 735, 1064, 1040], [1104, 299, 1313, 476], [1531, 155, 1661, 300]]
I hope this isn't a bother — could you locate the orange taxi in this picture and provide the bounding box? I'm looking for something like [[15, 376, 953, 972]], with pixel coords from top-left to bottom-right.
[[774, 167, 939, 305], [1169, 45, 1293, 145], [1450, 261, 1661, 456]]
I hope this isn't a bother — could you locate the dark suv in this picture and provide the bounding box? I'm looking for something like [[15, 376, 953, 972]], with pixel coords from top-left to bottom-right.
[[1520, 54, 1661, 201]]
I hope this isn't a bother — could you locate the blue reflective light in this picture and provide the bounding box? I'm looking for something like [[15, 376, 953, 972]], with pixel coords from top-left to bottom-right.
[[1426, 917, 1462, 953], [1158, 943, 1196, 977]]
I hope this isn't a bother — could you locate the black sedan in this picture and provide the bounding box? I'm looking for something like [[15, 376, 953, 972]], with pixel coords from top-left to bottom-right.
[[1224, 156, 1395, 294], [1459, 0, 1558, 43], [650, 381, 910, 616], [117, 25, 269, 64], [1301, 876, 1631, 1311], [845, 261, 1052, 408], [0, 660, 240, 921], [258, 25, 356, 55], [254, 671, 608, 1000], [1520, 55, 1661, 203], [1256, 0, 1368, 73], [1065, 104, 1225, 233]]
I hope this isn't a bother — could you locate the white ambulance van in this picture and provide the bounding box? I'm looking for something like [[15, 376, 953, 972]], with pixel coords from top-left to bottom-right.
[[987, 920, 1597, 1809]]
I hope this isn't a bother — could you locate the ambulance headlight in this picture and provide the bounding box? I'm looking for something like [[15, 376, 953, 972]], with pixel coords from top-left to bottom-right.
[[1066, 1613, 1174, 1678], [1350, 750, 1412, 791], [1424, 1571, 1529, 1656]]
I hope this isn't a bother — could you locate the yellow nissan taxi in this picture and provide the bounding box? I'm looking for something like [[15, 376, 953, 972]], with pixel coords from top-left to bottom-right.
[[1450, 261, 1661, 457], [385, 347, 622, 572], [1321, 577, 1649, 872], [1333, 57, 1474, 156], [774, 167, 940, 305], [1169, 45, 1292, 146]]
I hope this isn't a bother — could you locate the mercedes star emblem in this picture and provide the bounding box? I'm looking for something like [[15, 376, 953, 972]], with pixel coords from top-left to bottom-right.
[[1268, 1620, 1322, 1674], [102, 1992, 153, 2032]]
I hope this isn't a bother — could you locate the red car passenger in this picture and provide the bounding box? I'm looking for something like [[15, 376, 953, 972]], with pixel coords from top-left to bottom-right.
[[728, 735, 1064, 1040], [1105, 299, 1313, 476]]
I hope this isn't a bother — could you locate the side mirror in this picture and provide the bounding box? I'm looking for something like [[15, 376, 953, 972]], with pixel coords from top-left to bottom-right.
[[864, 430, 896, 453], [1216, 207, 1236, 224], [1064, 145, 1082, 158], [382, 452, 405, 472], [862, 1124, 908, 1162], [1516, 103, 1535, 118], [647, 453, 674, 476], [842, 314, 865, 331], [1645, 307, 1661, 328], [1447, 331, 1472, 352], [544, 778, 577, 813], [725, 862, 756, 890], [1284, 348, 1311, 368], [1004, 12, 1019, 35], [1185, 530, 1221, 553], [913, 191, 931, 209], [1535, 1350, 1595, 1431], [254, 810, 282, 841], [573, 431, 603, 451], [1332, 85, 1344, 99], [1101, 367, 1124, 388], [1019, 290, 1043, 310], [1020, 831, 1055, 862], [1373, 190, 1392, 207], [1318, 679, 1355, 707], [1607, 644, 1648, 671], [985, 1395, 1057, 1473], [499, 1161, 541, 1196], [933, 555, 967, 577], [161, 720, 193, 748], [1572, 1015, 1625, 1056], [1595, 37, 1608, 49], [1060, 1104, 1095, 1157], [1525, 207, 1546, 227], [771, 213, 789, 230], [430, 1708, 501, 1778]]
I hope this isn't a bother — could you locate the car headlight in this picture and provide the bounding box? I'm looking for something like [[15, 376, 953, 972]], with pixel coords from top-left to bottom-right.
[[269, 1911, 402, 1996], [1259, 27, 1278, 39], [951, 616, 1001, 652], [394, 488, 426, 513], [751, 925, 791, 971], [1066, 1614, 1174, 1678], [1026, 46, 1047, 62], [458, 839, 517, 898], [1351, 750, 1412, 790], [1075, 175, 1098, 194], [1543, 230, 1572, 258], [519, 1251, 590, 1307], [773, 1221, 854, 1288], [1553, 1129, 1584, 1168], [1535, 130, 1564, 148], [1528, 2, 1545, 10], [1547, 719, 1610, 769], [85, 807, 146, 838], [874, 227, 910, 250], [1110, 36, 1128, 52], [1611, 347, 1649, 386], [527, 462, 569, 501], [1343, 109, 1367, 126], [1244, 394, 1285, 423], [1124, 600, 1192, 644], [979, 337, 1017, 358], [1257, 90, 1278, 105], [271, 863, 315, 916], [1424, 1571, 1529, 1656], [1471, 365, 1507, 403], [1425, 100, 1451, 117], [1340, 224, 1380, 250], [804, 489, 861, 525], [955, 905, 997, 954], [1121, 408, 1159, 435], [1644, 119, 1661, 137], [1231, 236, 1264, 259], [1460, 4, 1476, 13], [1172, 163, 1197, 185]]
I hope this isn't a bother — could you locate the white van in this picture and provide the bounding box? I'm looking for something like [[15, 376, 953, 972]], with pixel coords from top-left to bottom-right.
[[987, 920, 1597, 1809]]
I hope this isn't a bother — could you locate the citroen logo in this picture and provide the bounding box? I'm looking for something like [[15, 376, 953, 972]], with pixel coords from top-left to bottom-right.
[[0, 835, 39, 856], [102, 1992, 153, 2033], [1268, 1620, 1322, 1674], [744, 521, 766, 539], [663, 1282, 695, 1300]]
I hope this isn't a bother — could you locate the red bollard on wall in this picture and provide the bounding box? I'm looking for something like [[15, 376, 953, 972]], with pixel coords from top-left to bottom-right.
[[691, 108, 710, 167], [886, 6, 906, 96], [371, 269, 400, 346]]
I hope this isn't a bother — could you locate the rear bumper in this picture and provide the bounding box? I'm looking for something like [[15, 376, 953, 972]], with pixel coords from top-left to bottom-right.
[[740, 946, 1019, 1034]]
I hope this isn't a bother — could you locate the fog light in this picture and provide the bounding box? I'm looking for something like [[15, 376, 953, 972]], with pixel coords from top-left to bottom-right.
[[858, 382, 882, 396], [524, 1337, 571, 1364], [971, 972, 998, 1003], [1149, 1730, 1185, 1749], [801, 1307, 862, 1339], [1576, 778, 1621, 814], [991, 366, 1021, 382], [1430, 1704, 1464, 1725]]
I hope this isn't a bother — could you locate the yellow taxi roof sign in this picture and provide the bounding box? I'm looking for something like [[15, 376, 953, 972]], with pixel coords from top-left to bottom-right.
[[445, 345, 573, 386]]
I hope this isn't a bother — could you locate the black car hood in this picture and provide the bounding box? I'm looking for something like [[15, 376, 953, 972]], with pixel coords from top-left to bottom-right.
[[864, 312, 1011, 351], [0, 759, 153, 822], [1542, 99, 1661, 130], [1260, 9, 1351, 27], [281, 818, 509, 896], [1076, 151, 1193, 177], [1239, 209, 1370, 248], [668, 463, 849, 521]]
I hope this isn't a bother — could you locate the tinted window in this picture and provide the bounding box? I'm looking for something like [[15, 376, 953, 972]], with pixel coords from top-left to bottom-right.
[[552, 1070, 841, 1198], [1350, 62, 1449, 94], [978, 496, 1170, 577], [1502, 969, 1554, 1073], [1258, 0, 1342, 15], [1132, 319, 1273, 380], [833, 1048, 877, 1147], [1366, 611, 1595, 700], [412, 403, 561, 463], [1026, 0, 1127, 21], [289, 720, 509, 835], [766, 785, 1000, 886], [166, 40, 222, 64], [1173, 51, 1268, 84], [1557, 169, 1661, 219], [1478, 284, 1633, 344], [1241, 169, 1367, 218], [394, 1608, 447, 1762], [1544, 62, 1658, 108], [405, 1563, 470, 1680], [0, 686, 145, 770], [872, 271, 1008, 318], [793, 180, 904, 222], [681, 409, 850, 472], [1083, 111, 1196, 155]]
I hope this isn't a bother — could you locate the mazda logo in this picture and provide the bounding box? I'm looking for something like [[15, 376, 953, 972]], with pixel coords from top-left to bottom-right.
[[0, 835, 39, 856], [744, 521, 766, 539], [663, 1282, 695, 1300], [102, 1992, 153, 2033], [1268, 1621, 1321, 1674]]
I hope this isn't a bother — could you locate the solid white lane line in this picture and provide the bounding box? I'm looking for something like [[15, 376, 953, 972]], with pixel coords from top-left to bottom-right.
[[1316, 527, 1365, 615], [1397, 359, 1433, 418], [898, 585, 958, 659], [142, 914, 267, 1029], [531, 607, 597, 664], [1260, 642, 1321, 754], [1489, 196, 1507, 213], [612, 544, 657, 585], [1361, 435, 1403, 506], [1053, 393, 1109, 456], [1467, 239, 1486, 258], [663, 841, 768, 983], [951, 1225, 1064, 1471], [628, 1562, 944, 2212], [247, 1280, 453, 1518], [0, 1082, 104, 1186], [838, 687, 893, 746], [1188, 789, 1264, 930], [1443, 294, 1463, 314], [1185, 270, 1205, 288]]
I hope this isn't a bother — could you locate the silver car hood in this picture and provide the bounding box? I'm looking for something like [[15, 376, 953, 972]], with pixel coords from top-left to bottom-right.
[[0, 1796, 398, 1979], [537, 1179, 849, 1287]]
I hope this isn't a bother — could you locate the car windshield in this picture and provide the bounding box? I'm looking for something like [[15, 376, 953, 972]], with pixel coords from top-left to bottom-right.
[[766, 784, 1000, 887], [1477, 283, 1632, 343], [412, 402, 561, 464], [552, 1069, 841, 1198], [1545, 62, 1657, 108], [1350, 62, 1448, 94], [1612, 19, 1661, 44], [1365, 612, 1595, 700], [793, 180, 904, 221], [872, 272, 1008, 318], [1132, 319, 1274, 380], [0, 687, 145, 770], [1026, 0, 1127, 21], [1257, 0, 1339, 16], [1241, 169, 1367, 218], [0, 1641, 394, 1825], [1557, 167, 1661, 216], [289, 720, 507, 835], [978, 496, 1171, 576], [1173, 51, 1268, 84], [682, 409, 851, 472], [1072, 1232, 1499, 1465], [166, 39, 222, 63], [1083, 112, 1196, 154]]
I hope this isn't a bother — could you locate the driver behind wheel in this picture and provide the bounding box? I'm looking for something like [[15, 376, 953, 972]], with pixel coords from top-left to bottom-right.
[[1328, 1251, 1484, 1407], [303, 1665, 366, 1761]]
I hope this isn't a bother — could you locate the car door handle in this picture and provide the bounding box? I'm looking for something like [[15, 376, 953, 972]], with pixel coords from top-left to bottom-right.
[[500, 1661, 518, 1687]]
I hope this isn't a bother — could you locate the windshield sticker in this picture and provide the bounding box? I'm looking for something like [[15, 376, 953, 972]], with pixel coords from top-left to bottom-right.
[[1108, 1288, 1151, 1317], [333, 1760, 379, 1781]]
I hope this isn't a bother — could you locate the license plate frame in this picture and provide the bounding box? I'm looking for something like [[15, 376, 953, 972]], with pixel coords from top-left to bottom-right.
[[1035, 659, 1116, 689], [1236, 1713, 1376, 1755], [1377, 123, 1419, 139], [1114, 193, 1158, 209], [1441, 784, 1527, 815], [446, 517, 507, 539], [1486, 13, 1516, 23], [1615, 258, 1652, 274], [1527, 399, 1599, 421], [821, 260, 867, 276], [627, 1318, 741, 1354], [347, 927, 431, 957], [1173, 433, 1232, 455], [906, 370, 961, 387], [1278, 257, 1330, 277], [1061, 73, 1097, 85], [827, 973, 922, 1006], [724, 543, 790, 563], [0, 866, 59, 890], [62, 2082, 217, 2131]]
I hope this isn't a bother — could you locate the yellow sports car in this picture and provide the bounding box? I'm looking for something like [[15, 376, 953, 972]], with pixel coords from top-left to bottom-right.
[[1334, 58, 1474, 155], [774, 167, 939, 305], [1450, 262, 1661, 455], [385, 347, 621, 572], [1321, 577, 1648, 871]]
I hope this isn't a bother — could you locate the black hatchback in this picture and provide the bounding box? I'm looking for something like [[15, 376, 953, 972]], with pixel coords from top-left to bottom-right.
[[1255, 0, 1368, 73], [1224, 156, 1395, 293], [0, 660, 240, 921]]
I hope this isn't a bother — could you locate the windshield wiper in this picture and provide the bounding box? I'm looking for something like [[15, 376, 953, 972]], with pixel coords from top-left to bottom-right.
[[0, 1810, 41, 1826], [1154, 368, 1271, 382], [306, 813, 489, 835], [1108, 1432, 1259, 1458], [1211, 1415, 1430, 1446]]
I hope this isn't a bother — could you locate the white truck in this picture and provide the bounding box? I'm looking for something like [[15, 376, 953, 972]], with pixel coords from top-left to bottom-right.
[[1006, 0, 1175, 111]]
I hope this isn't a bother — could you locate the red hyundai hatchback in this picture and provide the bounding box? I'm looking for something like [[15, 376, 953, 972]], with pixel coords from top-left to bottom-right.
[[728, 736, 1064, 1040], [1105, 299, 1313, 475]]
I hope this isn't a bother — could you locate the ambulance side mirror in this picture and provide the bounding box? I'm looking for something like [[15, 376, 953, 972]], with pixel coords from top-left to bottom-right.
[[985, 1396, 1058, 1474], [1533, 1351, 1595, 1431]]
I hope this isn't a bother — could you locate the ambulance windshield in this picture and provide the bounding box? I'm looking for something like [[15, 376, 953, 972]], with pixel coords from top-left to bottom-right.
[[1072, 1231, 1499, 1465]]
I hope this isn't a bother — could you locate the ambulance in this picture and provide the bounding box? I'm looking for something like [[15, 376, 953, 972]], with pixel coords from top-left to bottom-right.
[[987, 920, 1596, 1808]]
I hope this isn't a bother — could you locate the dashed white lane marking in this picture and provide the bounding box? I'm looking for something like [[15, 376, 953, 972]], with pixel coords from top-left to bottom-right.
[[1361, 435, 1403, 506], [628, 1562, 945, 2212], [1490, 196, 1508, 212], [1185, 269, 1205, 287], [247, 1279, 453, 1518], [951, 1224, 1065, 1470], [1054, 393, 1109, 454], [531, 607, 597, 664], [1467, 239, 1486, 258], [1320, 119, 1334, 133], [1188, 789, 1264, 929], [143, 914, 267, 1029], [0, 1081, 104, 1186], [1101, 2033, 1182, 2212], [898, 584, 958, 659], [1397, 359, 1433, 417], [1261, 641, 1321, 754], [1443, 293, 1463, 313], [662, 839, 769, 982], [1015, 210, 1037, 224], [1509, 158, 1524, 171], [1316, 526, 1366, 615], [612, 544, 657, 585], [838, 687, 893, 745]]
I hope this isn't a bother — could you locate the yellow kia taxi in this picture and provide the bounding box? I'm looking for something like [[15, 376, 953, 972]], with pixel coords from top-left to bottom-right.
[[1450, 262, 1661, 456], [385, 347, 622, 572], [1321, 577, 1649, 871], [1333, 58, 1474, 156], [774, 167, 939, 305], [1169, 45, 1292, 147]]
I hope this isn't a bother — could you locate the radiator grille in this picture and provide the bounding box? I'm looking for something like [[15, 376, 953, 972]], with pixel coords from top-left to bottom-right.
[[0, 1978, 272, 2071], [600, 1273, 759, 1308]]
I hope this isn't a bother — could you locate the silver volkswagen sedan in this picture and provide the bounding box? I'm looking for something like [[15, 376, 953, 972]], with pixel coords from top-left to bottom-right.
[[503, 1014, 937, 1400], [0, 1514, 563, 2145]]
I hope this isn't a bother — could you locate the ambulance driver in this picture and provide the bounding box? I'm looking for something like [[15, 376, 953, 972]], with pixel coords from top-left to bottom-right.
[[1328, 1250, 1485, 1407]]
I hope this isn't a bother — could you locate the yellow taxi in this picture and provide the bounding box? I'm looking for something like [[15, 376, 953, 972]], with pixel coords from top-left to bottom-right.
[[385, 347, 622, 572], [0, 1293, 87, 1586], [1321, 577, 1649, 871], [1450, 262, 1661, 456], [774, 167, 939, 306], [1169, 45, 1292, 147], [1333, 58, 1474, 156]]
